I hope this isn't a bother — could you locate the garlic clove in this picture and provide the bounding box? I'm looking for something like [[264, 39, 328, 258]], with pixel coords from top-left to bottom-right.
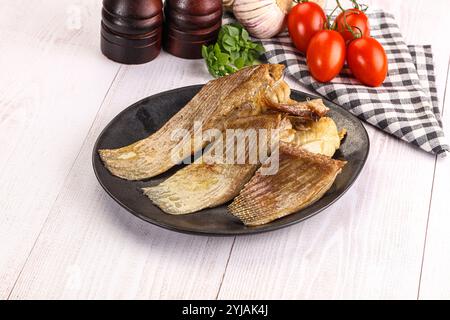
[[233, 0, 292, 39], [276, 0, 294, 13], [233, 0, 273, 14], [256, 10, 284, 38], [235, 3, 275, 21]]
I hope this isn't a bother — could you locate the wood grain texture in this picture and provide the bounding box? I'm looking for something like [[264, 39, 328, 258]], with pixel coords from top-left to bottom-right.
[[217, 124, 435, 299], [0, 0, 119, 298], [419, 60, 450, 299], [366, 0, 450, 300], [7, 54, 234, 300], [217, 0, 450, 299], [1, 0, 449, 300]]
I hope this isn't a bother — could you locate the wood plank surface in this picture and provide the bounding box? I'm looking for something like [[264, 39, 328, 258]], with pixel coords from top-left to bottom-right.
[[0, 0, 449, 300], [0, 0, 119, 298], [217, 0, 450, 300], [419, 59, 450, 299], [7, 54, 235, 299]]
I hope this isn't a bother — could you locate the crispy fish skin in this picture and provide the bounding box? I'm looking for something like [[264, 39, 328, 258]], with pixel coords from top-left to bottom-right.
[[264, 81, 331, 116], [266, 99, 330, 120], [143, 164, 257, 215], [264, 83, 330, 119], [228, 143, 346, 226], [143, 114, 292, 215], [99, 64, 286, 181]]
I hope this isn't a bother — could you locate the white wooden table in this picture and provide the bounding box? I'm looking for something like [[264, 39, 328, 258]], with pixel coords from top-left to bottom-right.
[[1, 0, 449, 300]]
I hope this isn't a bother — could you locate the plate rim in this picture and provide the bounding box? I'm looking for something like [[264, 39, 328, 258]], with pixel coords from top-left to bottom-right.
[[92, 85, 370, 236]]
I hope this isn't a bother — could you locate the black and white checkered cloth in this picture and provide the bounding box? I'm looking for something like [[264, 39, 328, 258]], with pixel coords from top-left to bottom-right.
[[224, 11, 448, 156]]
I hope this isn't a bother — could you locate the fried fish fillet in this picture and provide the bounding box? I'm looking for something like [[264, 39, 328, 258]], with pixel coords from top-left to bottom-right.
[[143, 114, 292, 215], [265, 98, 330, 120], [291, 117, 342, 157], [229, 143, 347, 226], [99, 64, 287, 180], [264, 83, 330, 120]]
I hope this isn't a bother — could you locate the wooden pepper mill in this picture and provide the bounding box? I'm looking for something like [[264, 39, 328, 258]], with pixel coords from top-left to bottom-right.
[[101, 0, 163, 64], [164, 0, 223, 59]]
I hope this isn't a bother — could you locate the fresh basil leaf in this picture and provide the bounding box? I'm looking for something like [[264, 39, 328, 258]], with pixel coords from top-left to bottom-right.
[[230, 51, 240, 61], [203, 23, 265, 78], [217, 52, 229, 65], [225, 64, 236, 73], [223, 35, 236, 47], [242, 51, 249, 64], [255, 43, 265, 54], [234, 57, 245, 69], [222, 38, 236, 53], [214, 43, 221, 55], [227, 25, 240, 38], [201, 45, 209, 59], [241, 28, 250, 42]]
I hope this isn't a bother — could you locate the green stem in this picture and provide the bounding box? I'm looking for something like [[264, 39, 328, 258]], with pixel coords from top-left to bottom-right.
[[327, 5, 340, 30], [350, 0, 369, 11], [336, 0, 363, 39], [350, 0, 360, 10], [335, 0, 347, 12]]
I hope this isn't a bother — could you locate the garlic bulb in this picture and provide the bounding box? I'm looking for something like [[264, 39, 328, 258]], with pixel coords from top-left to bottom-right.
[[233, 0, 293, 39], [223, 0, 235, 12]]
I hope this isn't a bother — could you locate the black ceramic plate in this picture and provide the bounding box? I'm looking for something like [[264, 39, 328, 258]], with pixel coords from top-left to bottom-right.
[[93, 85, 369, 236]]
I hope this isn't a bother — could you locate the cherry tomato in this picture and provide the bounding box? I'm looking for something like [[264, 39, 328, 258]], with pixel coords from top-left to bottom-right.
[[347, 37, 388, 87], [335, 9, 370, 43], [306, 30, 346, 83], [288, 2, 327, 53]]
